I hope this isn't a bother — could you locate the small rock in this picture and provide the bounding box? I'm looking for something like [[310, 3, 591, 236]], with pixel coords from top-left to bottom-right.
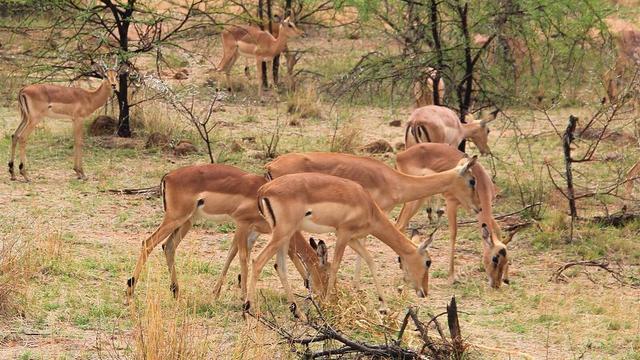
[[230, 140, 245, 152], [173, 140, 197, 156], [174, 69, 189, 80], [362, 139, 393, 154], [289, 118, 301, 126], [388, 119, 402, 127], [395, 142, 405, 151], [89, 115, 117, 136], [145, 132, 170, 149]]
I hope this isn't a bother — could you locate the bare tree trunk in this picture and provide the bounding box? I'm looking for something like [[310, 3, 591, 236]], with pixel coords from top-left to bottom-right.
[[258, 0, 268, 89], [563, 115, 578, 241], [429, 0, 443, 107]]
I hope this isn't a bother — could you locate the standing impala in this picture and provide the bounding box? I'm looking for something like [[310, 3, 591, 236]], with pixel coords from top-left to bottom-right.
[[216, 17, 303, 99], [9, 60, 121, 181], [125, 164, 328, 304], [404, 105, 498, 155], [245, 166, 475, 319], [413, 67, 445, 108], [263, 152, 480, 311], [395, 143, 510, 287]]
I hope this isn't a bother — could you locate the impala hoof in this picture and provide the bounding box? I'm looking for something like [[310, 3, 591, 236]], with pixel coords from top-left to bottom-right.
[[242, 301, 251, 312]]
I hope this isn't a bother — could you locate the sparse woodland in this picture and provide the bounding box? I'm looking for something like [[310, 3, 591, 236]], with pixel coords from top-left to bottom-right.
[[0, 0, 639, 359]]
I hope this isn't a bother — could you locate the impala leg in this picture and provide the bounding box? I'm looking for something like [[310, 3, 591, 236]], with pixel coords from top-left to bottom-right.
[[17, 120, 37, 182], [349, 239, 388, 314], [163, 220, 192, 299], [327, 232, 350, 300], [126, 218, 184, 303], [275, 246, 306, 320], [245, 228, 294, 315], [234, 223, 252, 299], [72, 119, 86, 180], [256, 58, 264, 100], [212, 239, 238, 299], [395, 198, 427, 231], [351, 237, 364, 291], [446, 200, 459, 284], [9, 115, 28, 180]]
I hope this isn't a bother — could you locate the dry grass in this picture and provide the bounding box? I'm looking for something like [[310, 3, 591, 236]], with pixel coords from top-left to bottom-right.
[[286, 86, 323, 120]]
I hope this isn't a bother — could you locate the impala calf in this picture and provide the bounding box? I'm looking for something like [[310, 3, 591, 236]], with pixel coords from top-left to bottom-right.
[[264, 152, 480, 311], [216, 17, 303, 98], [9, 60, 121, 181], [125, 164, 327, 304], [404, 105, 498, 155], [395, 142, 510, 287], [246, 171, 448, 319]]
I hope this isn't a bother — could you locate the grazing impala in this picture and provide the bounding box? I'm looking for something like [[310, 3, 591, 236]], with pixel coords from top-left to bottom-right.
[[404, 105, 498, 155], [245, 166, 479, 319], [264, 152, 480, 311], [395, 143, 510, 287], [125, 164, 328, 304], [216, 17, 303, 98], [9, 60, 121, 181], [413, 67, 445, 108]]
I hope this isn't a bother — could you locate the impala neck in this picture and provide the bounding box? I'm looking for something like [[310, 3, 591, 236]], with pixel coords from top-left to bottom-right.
[[88, 78, 114, 112], [369, 210, 417, 257], [461, 122, 478, 139], [273, 26, 289, 54], [391, 169, 460, 204]]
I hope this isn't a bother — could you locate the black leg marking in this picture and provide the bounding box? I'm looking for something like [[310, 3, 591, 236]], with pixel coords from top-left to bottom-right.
[[127, 277, 136, 287], [304, 278, 310, 289], [237, 273, 242, 286], [19, 163, 24, 170], [170, 283, 178, 297], [503, 279, 510, 285], [162, 244, 166, 251], [378, 296, 384, 303], [273, 263, 278, 271], [436, 209, 445, 217], [243, 301, 251, 312], [289, 302, 298, 317]]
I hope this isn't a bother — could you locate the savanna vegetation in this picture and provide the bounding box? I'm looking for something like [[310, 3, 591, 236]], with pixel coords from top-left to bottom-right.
[[0, 0, 639, 359]]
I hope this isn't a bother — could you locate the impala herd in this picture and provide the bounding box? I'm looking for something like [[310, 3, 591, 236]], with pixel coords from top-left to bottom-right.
[[6, 17, 636, 319]]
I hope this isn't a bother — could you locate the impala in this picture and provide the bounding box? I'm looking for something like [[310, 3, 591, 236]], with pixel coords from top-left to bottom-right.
[[626, 160, 640, 194], [264, 152, 480, 310], [245, 167, 477, 318], [413, 67, 445, 108], [395, 143, 509, 287], [404, 105, 498, 155], [9, 60, 121, 181], [216, 17, 303, 99], [125, 164, 328, 304]]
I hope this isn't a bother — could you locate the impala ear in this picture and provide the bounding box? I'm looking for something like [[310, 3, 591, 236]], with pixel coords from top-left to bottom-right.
[[480, 109, 499, 126], [418, 236, 433, 255], [458, 155, 477, 175], [481, 223, 493, 247], [309, 237, 318, 249], [283, 16, 290, 23], [92, 61, 105, 75], [273, 14, 282, 23]]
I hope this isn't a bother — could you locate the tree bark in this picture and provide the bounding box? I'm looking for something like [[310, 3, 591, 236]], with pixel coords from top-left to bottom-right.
[[257, 0, 268, 89], [563, 115, 578, 241]]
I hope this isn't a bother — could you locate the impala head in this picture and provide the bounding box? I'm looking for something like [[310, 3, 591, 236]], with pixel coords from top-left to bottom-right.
[[480, 223, 509, 288], [280, 17, 304, 38], [449, 156, 482, 214], [398, 229, 434, 298], [94, 56, 124, 90], [308, 237, 330, 294], [463, 109, 498, 156]]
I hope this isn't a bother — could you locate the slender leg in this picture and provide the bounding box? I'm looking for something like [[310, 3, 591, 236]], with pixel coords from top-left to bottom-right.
[[351, 237, 364, 291], [126, 217, 185, 303], [275, 246, 306, 320], [234, 224, 251, 299], [256, 57, 264, 100], [245, 228, 294, 314], [17, 120, 37, 182], [163, 220, 192, 298], [9, 115, 28, 181], [349, 239, 388, 313], [72, 119, 86, 179], [395, 198, 427, 230], [446, 200, 459, 284], [327, 232, 350, 299], [212, 238, 238, 298]]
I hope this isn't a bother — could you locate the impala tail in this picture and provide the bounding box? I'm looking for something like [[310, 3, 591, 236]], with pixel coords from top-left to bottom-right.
[[257, 196, 277, 227]]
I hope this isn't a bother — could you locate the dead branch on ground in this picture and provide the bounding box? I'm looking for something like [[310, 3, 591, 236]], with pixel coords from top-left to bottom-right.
[[551, 258, 627, 285]]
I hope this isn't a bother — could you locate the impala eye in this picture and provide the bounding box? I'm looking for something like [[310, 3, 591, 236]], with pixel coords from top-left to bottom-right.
[[469, 179, 476, 187], [425, 260, 432, 268]]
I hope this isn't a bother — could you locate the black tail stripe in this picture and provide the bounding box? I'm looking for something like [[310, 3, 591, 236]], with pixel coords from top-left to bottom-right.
[[160, 173, 168, 212], [419, 125, 431, 142], [263, 197, 276, 227]]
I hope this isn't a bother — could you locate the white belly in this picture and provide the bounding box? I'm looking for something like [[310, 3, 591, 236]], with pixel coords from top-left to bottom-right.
[[194, 208, 233, 224], [301, 217, 336, 234]]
